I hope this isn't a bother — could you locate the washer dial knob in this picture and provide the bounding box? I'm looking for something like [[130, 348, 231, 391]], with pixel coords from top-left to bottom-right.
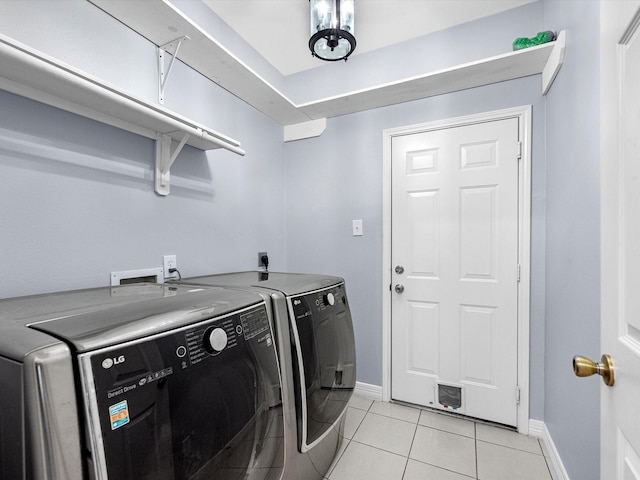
[[325, 292, 335, 306], [207, 327, 228, 352]]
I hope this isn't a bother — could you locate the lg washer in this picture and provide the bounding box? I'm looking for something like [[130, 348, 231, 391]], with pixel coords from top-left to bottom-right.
[[0, 283, 285, 480]]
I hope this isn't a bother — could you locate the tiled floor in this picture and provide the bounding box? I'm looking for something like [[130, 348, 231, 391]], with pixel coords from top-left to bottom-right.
[[326, 395, 553, 480]]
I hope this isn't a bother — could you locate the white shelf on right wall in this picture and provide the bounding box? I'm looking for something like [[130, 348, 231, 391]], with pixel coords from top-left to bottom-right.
[[285, 31, 565, 141], [298, 31, 567, 121]]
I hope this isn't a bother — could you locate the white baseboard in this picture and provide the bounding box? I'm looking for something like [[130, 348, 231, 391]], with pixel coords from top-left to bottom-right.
[[529, 420, 570, 480], [354, 382, 383, 401], [528, 419, 545, 438]]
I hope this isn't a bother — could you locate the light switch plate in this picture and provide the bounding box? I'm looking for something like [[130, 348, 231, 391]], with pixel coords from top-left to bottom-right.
[[352, 219, 363, 236]]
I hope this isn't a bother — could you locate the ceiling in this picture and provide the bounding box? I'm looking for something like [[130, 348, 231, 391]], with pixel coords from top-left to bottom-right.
[[202, 0, 538, 76]]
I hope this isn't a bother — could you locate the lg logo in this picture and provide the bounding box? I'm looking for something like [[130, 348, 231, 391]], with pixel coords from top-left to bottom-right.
[[102, 355, 125, 369]]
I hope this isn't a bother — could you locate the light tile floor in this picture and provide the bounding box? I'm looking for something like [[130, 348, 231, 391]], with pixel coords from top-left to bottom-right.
[[326, 395, 553, 480]]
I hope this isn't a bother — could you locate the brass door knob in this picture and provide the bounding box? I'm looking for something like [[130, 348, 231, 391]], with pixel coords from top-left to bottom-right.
[[573, 354, 614, 387]]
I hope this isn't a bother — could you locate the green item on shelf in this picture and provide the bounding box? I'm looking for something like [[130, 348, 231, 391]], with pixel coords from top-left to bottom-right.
[[512, 30, 556, 51]]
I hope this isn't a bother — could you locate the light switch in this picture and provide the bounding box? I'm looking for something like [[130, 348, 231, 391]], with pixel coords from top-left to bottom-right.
[[352, 219, 363, 236]]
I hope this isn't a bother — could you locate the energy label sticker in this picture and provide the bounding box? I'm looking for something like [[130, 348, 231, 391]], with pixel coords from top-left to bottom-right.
[[109, 400, 130, 430]]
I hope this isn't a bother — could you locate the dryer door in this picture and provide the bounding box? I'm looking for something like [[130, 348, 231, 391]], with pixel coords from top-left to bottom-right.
[[79, 303, 284, 480], [288, 283, 356, 451]]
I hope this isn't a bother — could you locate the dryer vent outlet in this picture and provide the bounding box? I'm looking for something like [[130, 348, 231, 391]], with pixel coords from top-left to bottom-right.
[[258, 252, 269, 269]]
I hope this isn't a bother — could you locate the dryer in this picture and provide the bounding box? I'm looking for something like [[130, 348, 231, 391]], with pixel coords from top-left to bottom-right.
[[177, 272, 357, 480], [0, 283, 284, 480]]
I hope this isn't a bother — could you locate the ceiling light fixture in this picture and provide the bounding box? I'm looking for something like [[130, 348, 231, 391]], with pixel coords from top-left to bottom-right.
[[309, 0, 356, 62]]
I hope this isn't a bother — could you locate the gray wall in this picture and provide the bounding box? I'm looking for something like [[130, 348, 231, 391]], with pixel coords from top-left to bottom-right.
[[0, 1, 287, 299], [543, 1, 601, 479]]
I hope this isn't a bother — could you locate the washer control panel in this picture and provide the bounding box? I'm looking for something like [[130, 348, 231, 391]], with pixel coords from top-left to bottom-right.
[[183, 305, 271, 363]]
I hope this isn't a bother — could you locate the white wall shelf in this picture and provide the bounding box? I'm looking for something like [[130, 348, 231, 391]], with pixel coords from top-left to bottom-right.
[[298, 31, 566, 121], [89, 0, 565, 135], [0, 33, 245, 196]]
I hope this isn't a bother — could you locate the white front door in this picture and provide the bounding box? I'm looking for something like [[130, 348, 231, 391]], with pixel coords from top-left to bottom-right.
[[600, 3, 640, 478], [390, 116, 520, 426]]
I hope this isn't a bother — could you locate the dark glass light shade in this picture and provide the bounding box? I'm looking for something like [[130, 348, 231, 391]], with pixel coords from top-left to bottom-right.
[[309, 0, 356, 61]]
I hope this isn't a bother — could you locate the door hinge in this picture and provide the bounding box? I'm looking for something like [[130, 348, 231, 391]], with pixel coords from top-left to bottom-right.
[[515, 386, 521, 404], [517, 264, 521, 283], [517, 141, 523, 160]]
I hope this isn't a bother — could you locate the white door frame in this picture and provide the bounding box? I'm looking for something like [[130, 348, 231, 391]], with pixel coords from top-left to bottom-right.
[[381, 105, 532, 433]]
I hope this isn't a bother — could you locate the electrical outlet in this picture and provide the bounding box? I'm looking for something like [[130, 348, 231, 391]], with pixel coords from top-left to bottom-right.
[[258, 252, 268, 268], [163, 255, 177, 278]]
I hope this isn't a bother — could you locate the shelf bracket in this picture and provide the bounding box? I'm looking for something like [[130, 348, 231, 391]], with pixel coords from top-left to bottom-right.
[[283, 118, 327, 142], [158, 35, 190, 104], [155, 132, 190, 196], [542, 30, 566, 95]]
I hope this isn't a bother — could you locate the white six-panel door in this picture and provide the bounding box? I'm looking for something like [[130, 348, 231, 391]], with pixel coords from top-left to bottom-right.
[[391, 117, 520, 426], [601, 3, 640, 478]]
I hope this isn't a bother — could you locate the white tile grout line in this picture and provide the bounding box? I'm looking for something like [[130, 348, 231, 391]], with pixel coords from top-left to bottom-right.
[[540, 441, 555, 480], [474, 437, 546, 457], [325, 438, 349, 479], [365, 410, 420, 426], [474, 421, 479, 479], [325, 405, 370, 476], [400, 416, 420, 480], [326, 400, 373, 479]]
